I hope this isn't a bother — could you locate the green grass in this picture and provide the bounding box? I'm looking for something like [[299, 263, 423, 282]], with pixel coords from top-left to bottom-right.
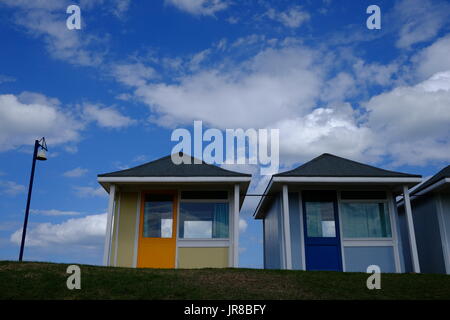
[[0, 260, 449, 300]]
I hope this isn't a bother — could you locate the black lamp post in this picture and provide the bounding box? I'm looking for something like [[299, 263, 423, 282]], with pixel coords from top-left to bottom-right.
[[19, 137, 48, 262]]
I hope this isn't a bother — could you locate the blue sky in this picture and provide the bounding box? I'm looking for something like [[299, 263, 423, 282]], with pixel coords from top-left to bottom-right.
[[0, 0, 450, 268]]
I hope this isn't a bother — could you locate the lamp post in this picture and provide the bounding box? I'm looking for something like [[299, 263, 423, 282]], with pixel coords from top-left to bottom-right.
[[19, 137, 48, 262]]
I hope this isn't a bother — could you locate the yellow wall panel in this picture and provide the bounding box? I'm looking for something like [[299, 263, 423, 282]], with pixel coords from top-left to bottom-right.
[[116, 192, 138, 268], [178, 247, 229, 269]]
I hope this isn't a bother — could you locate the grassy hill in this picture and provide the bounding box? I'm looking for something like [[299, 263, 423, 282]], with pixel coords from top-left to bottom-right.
[[0, 260, 449, 300]]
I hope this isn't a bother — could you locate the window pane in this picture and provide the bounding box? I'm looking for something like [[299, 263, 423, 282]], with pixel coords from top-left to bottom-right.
[[179, 202, 229, 239], [305, 202, 336, 237], [341, 202, 392, 238], [143, 195, 173, 238]]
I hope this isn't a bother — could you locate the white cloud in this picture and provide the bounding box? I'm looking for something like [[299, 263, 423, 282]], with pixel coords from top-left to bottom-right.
[[1, 0, 130, 66], [63, 167, 88, 178], [14, 5, 103, 66], [135, 46, 324, 129], [394, 0, 450, 49], [31, 209, 82, 216], [110, 0, 131, 18], [0, 92, 83, 151], [365, 70, 450, 166], [0, 180, 26, 196], [165, 0, 228, 16], [413, 35, 450, 79], [83, 104, 135, 128], [10, 213, 106, 248], [275, 106, 374, 164], [113, 63, 156, 87], [73, 186, 107, 198], [189, 49, 211, 71], [239, 218, 248, 232], [266, 6, 310, 28], [0, 74, 15, 84], [112, 33, 450, 169]]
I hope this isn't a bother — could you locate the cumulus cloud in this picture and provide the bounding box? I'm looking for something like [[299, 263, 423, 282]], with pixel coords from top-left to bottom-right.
[[63, 167, 88, 178], [165, 0, 228, 16], [266, 6, 310, 28], [239, 218, 248, 232], [394, 0, 450, 49], [0, 92, 82, 151], [109, 29, 450, 169], [73, 186, 107, 198], [10, 213, 106, 248], [275, 106, 374, 164], [31, 209, 82, 216], [1, 0, 131, 66], [135, 46, 324, 129], [365, 70, 450, 166], [0, 180, 26, 196], [113, 63, 156, 87], [413, 35, 450, 79], [83, 104, 135, 128]]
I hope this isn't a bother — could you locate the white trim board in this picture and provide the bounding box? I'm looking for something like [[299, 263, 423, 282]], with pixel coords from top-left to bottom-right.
[[298, 192, 306, 271], [388, 192, 402, 273], [336, 191, 346, 272], [282, 185, 292, 270], [436, 194, 450, 274], [272, 176, 422, 184], [98, 176, 251, 183], [113, 192, 122, 267], [413, 178, 450, 197]]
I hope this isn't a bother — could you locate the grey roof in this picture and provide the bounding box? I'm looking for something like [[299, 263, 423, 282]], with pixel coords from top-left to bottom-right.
[[411, 165, 450, 195], [98, 153, 251, 178], [274, 153, 421, 178]]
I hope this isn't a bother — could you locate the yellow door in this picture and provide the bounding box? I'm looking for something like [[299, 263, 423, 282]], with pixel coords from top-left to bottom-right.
[[137, 191, 177, 268]]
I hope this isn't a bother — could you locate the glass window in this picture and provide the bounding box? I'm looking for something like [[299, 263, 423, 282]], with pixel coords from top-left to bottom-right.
[[142, 194, 173, 238], [341, 202, 391, 238], [179, 202, 229, 239], [181, 191, 228, 200], [305, 202, 336, 237], [341, 191, 386, 200]]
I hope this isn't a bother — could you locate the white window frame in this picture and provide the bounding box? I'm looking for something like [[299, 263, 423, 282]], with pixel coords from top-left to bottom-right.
[[339, 197, 393, 241], [177, 190, 231, 241]]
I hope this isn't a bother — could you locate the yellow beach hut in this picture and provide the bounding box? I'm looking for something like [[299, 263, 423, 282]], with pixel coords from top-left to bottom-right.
[[97, 153, 251, 269]]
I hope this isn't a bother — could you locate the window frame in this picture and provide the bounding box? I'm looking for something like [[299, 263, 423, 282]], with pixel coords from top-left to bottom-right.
[[178, 190, 231, 241], [339, 197, 393, 241], [140, 191, 177, 240]]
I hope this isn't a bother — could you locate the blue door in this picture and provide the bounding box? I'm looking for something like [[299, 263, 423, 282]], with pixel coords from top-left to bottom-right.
[[303, 191, 342, 271]]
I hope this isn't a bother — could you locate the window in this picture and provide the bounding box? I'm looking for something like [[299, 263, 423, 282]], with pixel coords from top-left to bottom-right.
[[181, 191, 228, 200], [142, 194, 173, 238], [305, 202, 336, 238], [341, 191, 386, 200], [341, 202, 391, 238], [179, 202, 229, 239]]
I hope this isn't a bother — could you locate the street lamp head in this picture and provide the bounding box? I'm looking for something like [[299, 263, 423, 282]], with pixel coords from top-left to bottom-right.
[[36, 137, 48, 161], [36, 148, 47, 161]]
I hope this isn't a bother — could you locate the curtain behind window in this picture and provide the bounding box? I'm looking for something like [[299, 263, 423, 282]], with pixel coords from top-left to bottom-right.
[[212, 203, 229, 238], [341, 202, 391, 238]]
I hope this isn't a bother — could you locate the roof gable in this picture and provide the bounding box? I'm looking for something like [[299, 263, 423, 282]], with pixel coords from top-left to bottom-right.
[[98, 153, 251, 178], [275, 153, 420, 178]]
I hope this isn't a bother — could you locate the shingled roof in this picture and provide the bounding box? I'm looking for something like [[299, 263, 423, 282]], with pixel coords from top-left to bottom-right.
[[254, 153, 422, 219], [411, 165, 450, 195], [98, 153, 251, 178], [274, 153, 420, 178]]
